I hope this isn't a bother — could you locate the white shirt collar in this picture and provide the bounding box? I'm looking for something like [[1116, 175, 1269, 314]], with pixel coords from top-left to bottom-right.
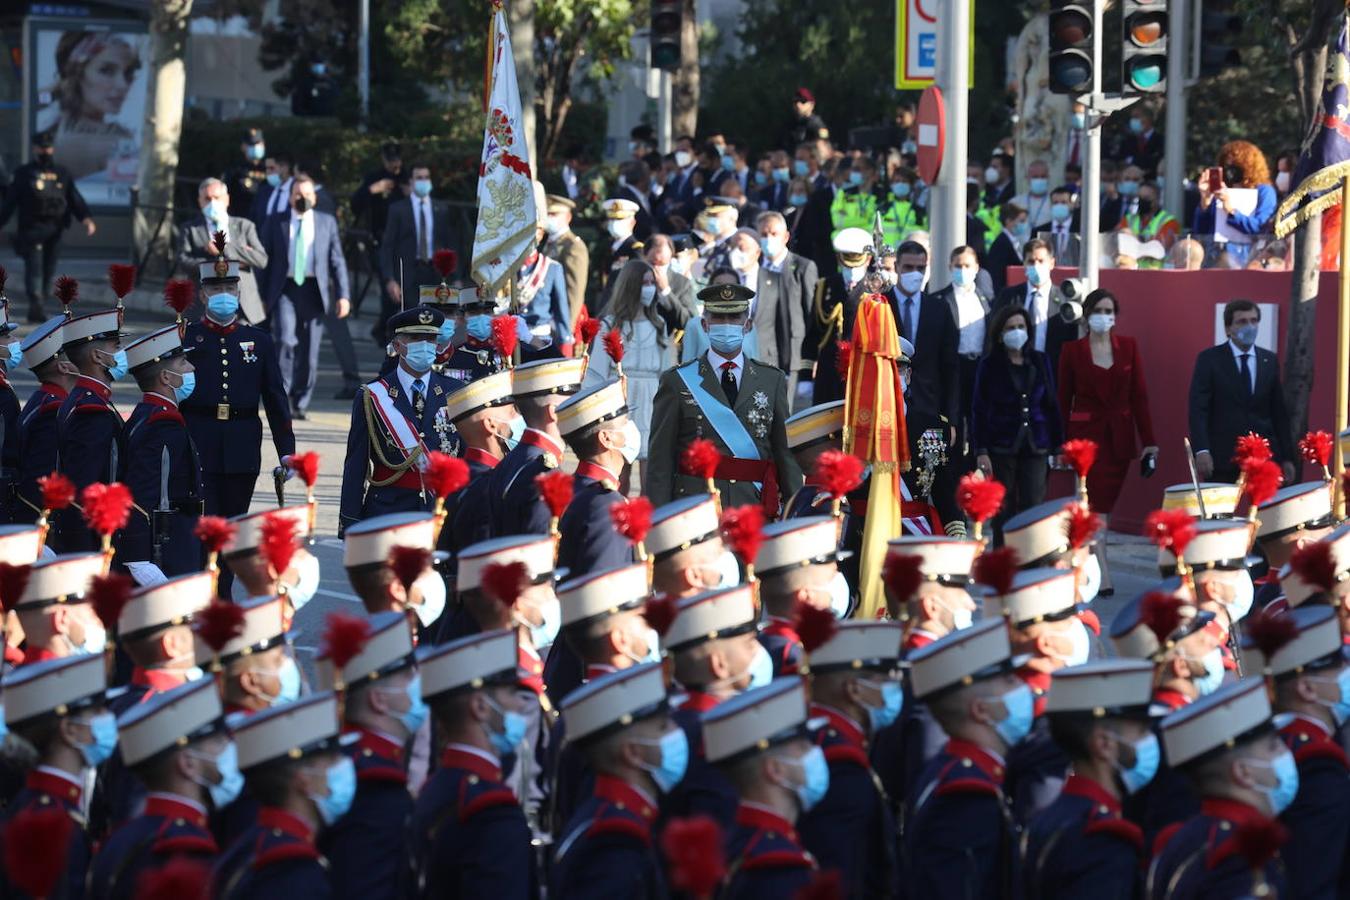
[[1229, 339, 1254, 360], [395, 363, 428, 398], [706, 348, 745, 373]]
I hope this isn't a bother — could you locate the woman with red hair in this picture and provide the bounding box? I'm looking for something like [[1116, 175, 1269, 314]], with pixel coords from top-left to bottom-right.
[[1192, 140, 1276, 267]]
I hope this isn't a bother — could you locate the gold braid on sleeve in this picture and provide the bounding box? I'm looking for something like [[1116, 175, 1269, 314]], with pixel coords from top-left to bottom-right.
[[362, 387, 424, 487]]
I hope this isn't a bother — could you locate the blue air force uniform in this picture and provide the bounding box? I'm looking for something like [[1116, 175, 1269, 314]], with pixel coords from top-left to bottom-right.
[[118, 393, 203, 573], [88, 793, 218, 900]]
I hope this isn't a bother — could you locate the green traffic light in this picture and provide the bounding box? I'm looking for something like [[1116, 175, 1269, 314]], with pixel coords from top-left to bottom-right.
[[1129, 61, 1163, 89]]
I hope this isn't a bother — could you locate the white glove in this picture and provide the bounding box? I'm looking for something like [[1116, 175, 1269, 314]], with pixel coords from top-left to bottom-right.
[[126, 561, 168, 587]]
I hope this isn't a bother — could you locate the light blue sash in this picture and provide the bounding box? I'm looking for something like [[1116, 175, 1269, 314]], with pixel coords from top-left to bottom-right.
[[675, 362, 762, 461]]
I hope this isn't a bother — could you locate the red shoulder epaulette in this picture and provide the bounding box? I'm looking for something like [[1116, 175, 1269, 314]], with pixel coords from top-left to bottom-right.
[[1152, 821, 1184, 858], [38, 400, 63, 414], [458, 787, 518, 823], [356, 764, 408, 785], [935, 777, 1000, 799], [74, 401, 111, 414], [148, 409, 185, 426], [1293, 740, 1350, 770], [586, 816, 652, 846], [251, 841, 320, 869], [822, 743, 870, 770], [740, 850, 814, 871], [152, 833, 219, 856], [1084, 817, 1143, 851], [1078, 609, 1101, 636]]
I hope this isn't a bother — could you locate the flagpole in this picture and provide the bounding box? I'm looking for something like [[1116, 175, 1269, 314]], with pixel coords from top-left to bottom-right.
[[1338, 175, 1350, 518]]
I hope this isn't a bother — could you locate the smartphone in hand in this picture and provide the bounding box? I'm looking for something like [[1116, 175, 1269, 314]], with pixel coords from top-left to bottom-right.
[[1206, 167, 1223, 193]]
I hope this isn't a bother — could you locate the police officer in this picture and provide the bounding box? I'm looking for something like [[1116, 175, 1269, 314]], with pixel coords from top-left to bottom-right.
[[56, 303, 128, 551], [1252, 481, 1335, 611], [224, 505, 319, 612], [488, 357, 584, 537], [646, 495, 740, 600], [555, 381, 638, 577], [14, 317, 76, 532], [809, 228, 872, 404], [11, 550, 106, 664], [797, 622, 903, 898], [89, 679, 236, 900], [212, 693, 356, 899], [552, 663, 678, 898], [0, 654, 111, 896], [597, 199, 644, 300], [703, 678, 822, 899], [407, 629, 536, 898], [182, 257, 294, 596], [224, 127, 268, 219], [342, 512, 448, 640], [443, 287, 509, 383], [339, 306, 465, 533], [118, 325, 205, 582], [829, 156, 881, 243], [1019, 659, 1157, 898], [0, 131, 96, 322], [316, 611, 423, 900], [441, 371, 516, 554], [754, 516, 851, 675]]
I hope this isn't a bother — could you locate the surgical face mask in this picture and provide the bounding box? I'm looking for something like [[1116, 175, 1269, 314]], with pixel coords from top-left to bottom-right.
[[1232, 324, 1258, 349], [625, 622, 661, 666], [720, 154, 737, 172], [104, 348, 129, 381], [505, 415, 526, 452], [466, 315, 493, 341], [1246, 750, 1299, 815], [1155, 175, 1165, 191], [993, 683, 1035, 746], [170, 371, 196, 404], [284, 553, 320, 614], [1227, 571, 1255, 622], [1025, 262, 1049, 287], [1275, 171, 1292, 193], [844, 265, 867, 284], [638, 728, 689, 793], [1051, 202, 1071, 222], [729, 248, 750, 271], [951, 266, 974, 288], [1071, 112, 1086, 129], [1056, 618, 1092, 667], [614, 419, 642, 465], [891, 182, 912, 199], [389, 674, 430, 735], [1002, 327, 1028, 351], [1315, 667, 1350, 726], [76, 619, 107, 656], [793, 159, 810, 177], [1113, 732, 1160, 795], [1012, 220, 1031, 238], [985, 166, 1001, 185], [745, 643, 774, 690], [940, 595, 974, 631], [669, 256, 688, 276], [183, 665, 205, 682], [4, 342, 21, 368], [206, 199, 229, 223], [789, 192, 808, 207], [207, 292, 240, 322], [76, 712, 119, 767], [753, 171, 768, 187], [1029, 177, 1049, 196], [709, 323, 745, 357], [606, 220, 631, 239], [1189, 647, 1225, 696], [1087, 313, 1115, 335], [247, 144, 265, 161], [484, 694, 528, 756], [848, 171, 865, 186], [899, 270, 925, 295], [715, 551, 741, 588], [310, 757, 357, 826], [1128, 117, 1144, 134], [1118, 180, 1139, 196], [529, 595, 562, 650], [825, 571, 851, 619], [403, 340, 437, 374], [785, 745, 830, 811], [866, 679, 904, 733], [772, 167, 790, 183], [760, 235, 783, 260], [1078, 553, 1102, 603], [635, 283, 657, 308], [543, 216, 564, 237], [674, 150, 693, 168], [266, 172, 281, 188], [261, 656, 303, 706], [413, 570, 447, 628], [190, 741, 245, 808], [412, 179, 432, 198], [438, 317, 457, 346]]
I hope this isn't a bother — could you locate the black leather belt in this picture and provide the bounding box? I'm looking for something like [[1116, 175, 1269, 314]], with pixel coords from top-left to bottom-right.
[[185, 406, 258, 421]]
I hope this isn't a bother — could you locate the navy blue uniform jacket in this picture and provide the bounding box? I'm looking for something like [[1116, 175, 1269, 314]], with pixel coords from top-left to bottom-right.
[[1018, 773, 1142, 899], [57, 375, 126, 551], [88, 793, 218, 900], [117, 394, 203, 572], [319, 730, 412, 900], [0, 768, 92, 900], [551, 775, 665, 899], [212, 807, 331, 900]]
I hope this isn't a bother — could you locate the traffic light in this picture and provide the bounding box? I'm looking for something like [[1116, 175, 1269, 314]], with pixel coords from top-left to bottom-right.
[[651, 0, 682, 72], [1199, 0, 1243, 76], [1048, 2, 1094, 95], [1122, 0, 1168, 95]]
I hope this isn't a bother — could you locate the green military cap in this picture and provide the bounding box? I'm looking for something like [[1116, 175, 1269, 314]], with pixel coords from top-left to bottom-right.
[[698, 282, 754, 315]]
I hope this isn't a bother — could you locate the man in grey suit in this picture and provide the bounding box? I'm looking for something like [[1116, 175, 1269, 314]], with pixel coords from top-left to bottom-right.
[[263, 174, 351, 417], [177, 177, 270, 324]]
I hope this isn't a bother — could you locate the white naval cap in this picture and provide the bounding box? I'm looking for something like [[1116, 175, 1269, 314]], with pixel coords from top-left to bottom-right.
[[1256, 481, 1334, 540], [123, 324, 190, 374], [457, 534, 558, 594], [785, 401, 845, 450], [1002, 498, 1076, 566], [832, 227, 871, 259], [511, 357, 585, 399], [886, 535, 980, 585], [1162, 482, 1241, 518], [228, 505, 312, 556], [0, 524, 42, 566], [120, 571, 213, 639], [62, 309, 123, 347], [314, 610, 415, 690], [982, 567, 1078, 628], [21, 316, 64, 370], [444, 371, 514, 423], [117, 677, 225, 768], [908, 618, 1015, 700], [754, 516, 848, 578], [602, 198, 640, 219], [663, 584, 757, 652], [558, 562, 649, 629], [561, 662, 668, 744], [702, 677, 816, 764], [418, 628, 519, 700], [1107, 578, 1214, 659], [193, 595, 290, 666], [1045, 659, 1155, 717], [232, 691, 352, 771], [1242, 605, 1343, 677], [806, 621, 903, 672], [16, 552, 104, 611], [557, 381, 628, 438], [1158, 518, 1254, 574], [5, 653, 107, 728], [344, 512, 436, 569], [648, 495, 721, 560], [1160, 678, 1272, 768]]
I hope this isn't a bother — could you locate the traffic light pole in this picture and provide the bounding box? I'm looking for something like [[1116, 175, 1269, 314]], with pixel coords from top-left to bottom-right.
[[1077, 0, 1105, 288], [1163, 0, 1187, 218], [658, 70, 673, 155]]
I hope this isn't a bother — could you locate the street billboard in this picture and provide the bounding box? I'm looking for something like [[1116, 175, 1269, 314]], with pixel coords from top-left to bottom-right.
[[895, 0, 976, 90]]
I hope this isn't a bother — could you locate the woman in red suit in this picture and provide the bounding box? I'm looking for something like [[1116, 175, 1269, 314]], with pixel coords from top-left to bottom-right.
[[1057, 289, 1158, 593]]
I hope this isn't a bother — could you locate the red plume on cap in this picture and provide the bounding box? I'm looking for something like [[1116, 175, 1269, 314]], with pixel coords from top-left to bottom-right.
[[81, 482, 133, 536], [602, 328, 625, 364], [290, 451, 321, 489], [882, 551, 924, 603], [1060, 439, 1098, 478], [577, 313, 601, 348], [793, 601, 838, 653], [389, 545, 431, 594], [720, 505, 764, 565], [1066, 505, 1101, 551], [194, 599, 246, 653], [1143, 509, 1197, 556], [1290, 540, 1337, 593], [54, 275, 79, 310], [661, 815, 727, 897], [642, 593, 678, 637], [1232, 817, 1288, 874], [1300, 430, 1334, 468], [680, 439, 720, 480], [812, 450, 863, 500], [432, 249, 458, 279], [611, 497, 653, 546], [1234, 432, 1273, 467], [1245, 607, 1299, 663], [972, 546, 1017, 596], [37, 472, 75, 511], [163, 279, 195, 316], [491, 315, 519, 360], [424, 452, 470, 499], [1140, 591, 1185, 645], [835, 340, 853, 381], [481, 561, 529, 609], [259, 510, 300, 577], [107, 264, 135, 299], [0, 563, 31, 613], [796, 870, 844, 900], [1242, 458, 1283, 508], [536, 471, 575, 519], [137, 857, 210, 900], [88, 572, 134, 632], [321, 612, 372, 670], [193, 516, 237, 556], [956, 473, 1006, 524], [3, 805, 75, 898]]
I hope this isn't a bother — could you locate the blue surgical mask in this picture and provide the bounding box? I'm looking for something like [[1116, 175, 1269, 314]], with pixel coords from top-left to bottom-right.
[[1113, 732, 1160, 795], [106, 349, 129, 382], [0, 705, 7, 743], [793, 160, 810, 177], [1012, 220, 1031, 238], [993, 683, 1034, 747], [266, 172, 281, 188], [263, 656, 303, 706], [1190, 648, 1225, 697], [404, 340, 437, 374], [721, 155, 737, 172], [247, 144, 265, 161], [1071, 112, 1086, 129], [867, 680, 904, 733], [789, 193, 808, 207], [1129, 118, 1144, 135], [1029, 177, 1049, 196], [78, 712, 119, 767], [1247, 750, 1300, 815], [1232, 324, 1259, 349], [746, 643, 773, 690], [639, 728, 689, 793], [207, 292, 240, 321], [891, 182, 912, 199], [1051, 203, 1071, 222], [787, 745, 831, 812], [191, 741, 245, 808], [5, 342, 21, 368], [1118, 180, 1139, 196], [951, 267, 973, 288], [1002, 327, 1029, 351], [529, 596, 561, 651], [290, 554, 320, 613], [396, 674, 430, 736], [1318, 668, 1350, 726], [467, 315, 493, 341], [412, 179, 432, 198], [485, 694, 528, 756], [171, 371, 196, 403], [1025, 263, 1046, 286], [310, 756, 357, 825], [438, 318, 457, 344], [753, 171, 768, 187], [505, 415, 525, 452], [848, 171, 865, 186], [772, 167, 790, 183], [709, 323, 745, 356]]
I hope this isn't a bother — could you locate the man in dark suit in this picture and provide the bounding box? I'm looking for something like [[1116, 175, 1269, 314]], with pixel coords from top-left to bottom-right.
[[1189, 299, 1295, 484], [263, 174, 350, 418], [644, 235, 698, 329], [177, 177, 270, 324], [758, 150, 793, 212], [613, 161, 656, 242], [930, 246, 994, 475], [248, 151, 294, 224], [1122, 109, 1164, 178], [1034, 185, 1082, 268], [381, 163, 456, 330], [984, 202, 1027, 294], [989, 237, 1077, 374], [756, 210, 818, 394]]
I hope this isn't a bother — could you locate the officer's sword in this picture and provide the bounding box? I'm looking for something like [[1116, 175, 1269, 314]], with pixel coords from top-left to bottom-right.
[[153, 446, 171, 568], [272, 466, 287, 507], [1183, 437, 1208, 519]]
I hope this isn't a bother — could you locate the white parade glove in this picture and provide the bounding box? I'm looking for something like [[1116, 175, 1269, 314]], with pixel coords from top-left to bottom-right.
[[126, 561, 168, 587]]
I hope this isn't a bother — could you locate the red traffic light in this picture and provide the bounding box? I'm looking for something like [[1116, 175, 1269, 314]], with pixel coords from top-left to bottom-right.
[[1049, 8, 1093, 48]]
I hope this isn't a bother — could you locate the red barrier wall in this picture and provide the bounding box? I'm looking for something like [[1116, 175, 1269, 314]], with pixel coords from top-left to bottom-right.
[[1011, 268, 1345, 532]]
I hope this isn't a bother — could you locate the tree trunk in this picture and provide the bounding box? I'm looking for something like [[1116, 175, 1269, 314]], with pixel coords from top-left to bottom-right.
[[508, 0, 536, 166], [133, 0, 193, 279], [671, 0, 698, 137]]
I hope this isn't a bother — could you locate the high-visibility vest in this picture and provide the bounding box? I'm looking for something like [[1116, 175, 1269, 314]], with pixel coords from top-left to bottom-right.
[[975, 205, 1001, 246], [880, 198, 924, 247], [830, 187, 879, 241], [1124, 209, 1176, 241]]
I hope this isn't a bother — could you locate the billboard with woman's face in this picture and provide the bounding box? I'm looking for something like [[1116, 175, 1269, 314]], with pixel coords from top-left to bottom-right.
[[31, 24, 148, 207]]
